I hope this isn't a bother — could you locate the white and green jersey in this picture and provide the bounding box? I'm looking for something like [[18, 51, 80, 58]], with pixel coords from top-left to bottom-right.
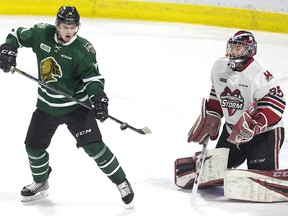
[[6, 23, 104, 116]]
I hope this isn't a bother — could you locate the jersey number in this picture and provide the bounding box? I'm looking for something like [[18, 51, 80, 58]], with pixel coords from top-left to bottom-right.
[[269, 86, 283, 97]]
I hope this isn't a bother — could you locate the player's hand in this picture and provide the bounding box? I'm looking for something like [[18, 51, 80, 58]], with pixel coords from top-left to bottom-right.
[[227, 103, 267, 144], [227, 112, 255, 144], [92, 91, 109, 122], [187, 98, 222, 144], [0, 43, 17, 72]]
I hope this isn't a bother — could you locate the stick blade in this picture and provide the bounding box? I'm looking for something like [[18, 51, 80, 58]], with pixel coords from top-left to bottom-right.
[[190, 191, 206, 213], [127, 125, 152, 135], [141, 126, 152, 134]]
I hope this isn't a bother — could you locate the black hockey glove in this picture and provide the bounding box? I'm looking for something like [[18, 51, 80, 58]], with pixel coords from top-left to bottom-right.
[[0, 43, 17, 73], [92, 91, 109, 122]]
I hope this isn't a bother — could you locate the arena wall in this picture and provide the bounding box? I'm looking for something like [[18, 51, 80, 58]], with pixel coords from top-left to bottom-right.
[[0, 0, 287, 33]]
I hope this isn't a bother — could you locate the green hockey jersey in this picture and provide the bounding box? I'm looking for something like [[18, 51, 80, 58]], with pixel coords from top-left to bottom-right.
[[6, 23, 104, 116]]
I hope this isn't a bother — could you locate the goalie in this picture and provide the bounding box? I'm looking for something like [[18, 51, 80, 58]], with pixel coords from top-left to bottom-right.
[[175, 30, 287, 202]]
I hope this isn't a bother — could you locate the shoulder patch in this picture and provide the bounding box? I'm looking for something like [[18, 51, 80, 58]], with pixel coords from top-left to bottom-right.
[[35, 23, 50, 29], [84, 43, 96, 54], [263, 70, 274, 82]]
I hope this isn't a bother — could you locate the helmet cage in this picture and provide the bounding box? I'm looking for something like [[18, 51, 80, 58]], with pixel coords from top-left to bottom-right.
[[226, 31, 257, 61]]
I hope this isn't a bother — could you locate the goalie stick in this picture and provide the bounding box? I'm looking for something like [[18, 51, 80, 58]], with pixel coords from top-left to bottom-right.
[[11, 67, 152, 135], [191, 136, 209, 202]]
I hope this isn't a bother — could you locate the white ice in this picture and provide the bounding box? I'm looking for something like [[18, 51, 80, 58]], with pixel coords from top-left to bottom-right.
[[0, 16, 287, 216]]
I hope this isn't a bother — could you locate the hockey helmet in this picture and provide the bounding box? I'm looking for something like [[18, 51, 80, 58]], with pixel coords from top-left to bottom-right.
[[56, 6, 80, 26], [226, 30, 257, 70]]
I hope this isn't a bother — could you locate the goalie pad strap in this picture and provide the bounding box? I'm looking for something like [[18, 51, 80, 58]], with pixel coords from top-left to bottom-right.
[[224, 169, 288, 202], [188, 98, 221, 143]]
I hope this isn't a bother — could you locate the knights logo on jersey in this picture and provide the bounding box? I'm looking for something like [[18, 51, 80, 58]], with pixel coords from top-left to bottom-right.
[[220, 87, 244, 116], [40, 57, 62, 83], [263, 70, 274, 82], [84, 43, 96, 54]]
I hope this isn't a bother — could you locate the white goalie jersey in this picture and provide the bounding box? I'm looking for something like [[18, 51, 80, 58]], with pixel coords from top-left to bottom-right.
[[175, 31, 287, 203], [209, 56, 285, 132]]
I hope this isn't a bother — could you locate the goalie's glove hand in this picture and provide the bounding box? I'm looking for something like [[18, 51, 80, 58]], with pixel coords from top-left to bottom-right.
[[0, 43, 17, 73], [250, 112, 267, 136], [92, 91, 109, 122], [227, 103, 267, 144], [229, 112, 254, 144]]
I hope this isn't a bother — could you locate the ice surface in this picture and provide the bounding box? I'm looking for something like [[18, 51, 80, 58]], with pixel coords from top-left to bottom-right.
[[0, 15, 287, 216]]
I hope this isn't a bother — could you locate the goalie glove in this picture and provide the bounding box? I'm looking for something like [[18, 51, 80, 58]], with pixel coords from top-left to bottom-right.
[[227, 102, 267, 144], [187, 98, 222, 144]]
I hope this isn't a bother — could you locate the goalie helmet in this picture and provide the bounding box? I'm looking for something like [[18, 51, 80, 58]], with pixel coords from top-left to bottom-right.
[[56, 6, 80, 26], [226, 30, 257, 71]]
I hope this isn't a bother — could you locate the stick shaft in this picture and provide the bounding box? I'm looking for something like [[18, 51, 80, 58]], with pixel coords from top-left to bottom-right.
[[191, 137, 209, 200], [13, 67, 91, 109], [12, 67, 151, 134]]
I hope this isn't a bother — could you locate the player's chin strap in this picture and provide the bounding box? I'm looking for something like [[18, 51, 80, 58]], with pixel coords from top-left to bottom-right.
[[10, 67, 152, 135]]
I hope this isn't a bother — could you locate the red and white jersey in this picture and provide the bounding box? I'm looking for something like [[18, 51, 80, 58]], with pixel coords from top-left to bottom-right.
[[208, 56, 285, 132]]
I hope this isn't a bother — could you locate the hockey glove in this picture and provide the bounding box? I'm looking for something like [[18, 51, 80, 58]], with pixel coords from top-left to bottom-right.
[[0, 43, 17, 72], [227, 102, 267, 144], [252, 112, 268, 135], [187, 98, 222, 144], [92, 91, 109, 122]]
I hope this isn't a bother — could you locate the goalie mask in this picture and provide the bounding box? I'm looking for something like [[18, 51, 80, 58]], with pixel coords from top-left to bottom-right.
[[226, 30, 257, 71]]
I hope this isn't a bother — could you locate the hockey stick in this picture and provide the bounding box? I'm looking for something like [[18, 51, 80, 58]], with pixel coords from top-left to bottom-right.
[[11, 67, 152, 135], [191, 136, 209, 202]]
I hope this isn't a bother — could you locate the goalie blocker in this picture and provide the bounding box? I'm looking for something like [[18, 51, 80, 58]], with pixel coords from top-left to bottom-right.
[[187, 98, 222, 144]]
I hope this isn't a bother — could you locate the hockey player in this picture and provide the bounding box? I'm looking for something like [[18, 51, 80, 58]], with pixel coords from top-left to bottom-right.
[[0, 6, 134, 205], [175, 30, 287, 202]]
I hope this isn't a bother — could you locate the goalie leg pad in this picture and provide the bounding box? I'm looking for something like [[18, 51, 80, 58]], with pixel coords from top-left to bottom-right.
[[174, 157, 195, 189], [224, 169, 288, 202], [175, 148, 229, 189]]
